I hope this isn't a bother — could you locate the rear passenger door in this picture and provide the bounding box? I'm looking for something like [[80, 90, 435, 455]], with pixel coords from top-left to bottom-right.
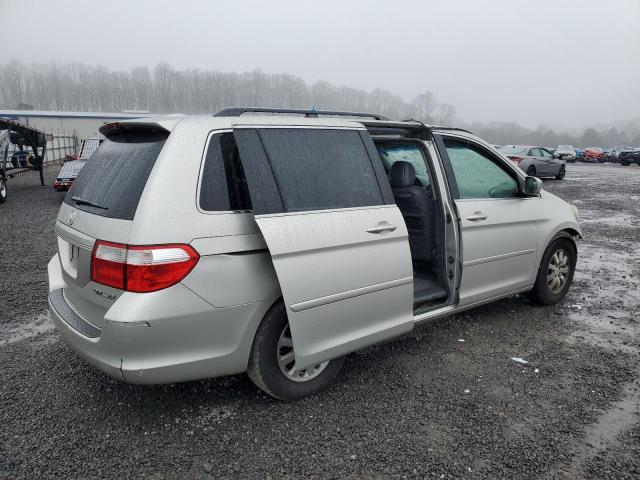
[[233, 126, 414, 369]]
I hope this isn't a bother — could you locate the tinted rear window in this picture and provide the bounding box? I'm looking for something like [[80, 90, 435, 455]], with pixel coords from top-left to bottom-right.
[[257, 129, 384, 212], [65, 130, 168, 220], [199, 132, 252, 212]]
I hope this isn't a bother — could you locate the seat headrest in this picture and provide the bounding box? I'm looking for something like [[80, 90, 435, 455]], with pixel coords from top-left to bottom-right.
[[388, 161, 416, 188]]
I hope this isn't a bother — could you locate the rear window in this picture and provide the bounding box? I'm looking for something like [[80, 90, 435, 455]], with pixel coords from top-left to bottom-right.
[[199, 132, 252, 211], [65, 130, 168, 220], [257, 129, 384, 212]]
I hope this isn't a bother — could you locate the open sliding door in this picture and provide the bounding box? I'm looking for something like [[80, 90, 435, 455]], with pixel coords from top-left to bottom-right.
[[234, 126, 414, 369]]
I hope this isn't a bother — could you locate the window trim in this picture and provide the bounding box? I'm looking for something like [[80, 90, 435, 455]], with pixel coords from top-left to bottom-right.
[[434, 133, 525, 201], [196, 129, 254, 215]]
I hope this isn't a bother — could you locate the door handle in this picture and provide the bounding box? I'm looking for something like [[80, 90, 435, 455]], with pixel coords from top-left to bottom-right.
[[367, 222, 397, 234], [467, 211, 488, 222]]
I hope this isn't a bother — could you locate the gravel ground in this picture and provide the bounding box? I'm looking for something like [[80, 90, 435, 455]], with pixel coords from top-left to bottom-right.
[[1, 163, 639, 479]]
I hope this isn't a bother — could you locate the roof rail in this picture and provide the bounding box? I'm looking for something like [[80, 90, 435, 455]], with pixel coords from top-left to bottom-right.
[[213, 107, 390, 121], [400, 118, 473, 135]]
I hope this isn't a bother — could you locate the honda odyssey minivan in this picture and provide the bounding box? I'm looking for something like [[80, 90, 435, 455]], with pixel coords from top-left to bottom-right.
[[48, 108, 581, 400]]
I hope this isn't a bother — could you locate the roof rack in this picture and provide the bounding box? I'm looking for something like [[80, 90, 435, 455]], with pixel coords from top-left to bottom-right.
[[213, 107, 390, 121]]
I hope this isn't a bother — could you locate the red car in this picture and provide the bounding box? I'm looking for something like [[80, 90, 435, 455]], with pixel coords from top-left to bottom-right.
[[582, 147, 604, 162]]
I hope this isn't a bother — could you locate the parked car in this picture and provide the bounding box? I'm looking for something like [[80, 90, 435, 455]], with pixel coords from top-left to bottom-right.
[[47, 108, 581, 400], [53, 138, 103, 191], [498, 145, 566, 179], [574, 147, 583, 160], [556, 145, 576, 162], [619, 148, 640, 166], [610, 146, 634, 163], [581, 147, 604, 162]]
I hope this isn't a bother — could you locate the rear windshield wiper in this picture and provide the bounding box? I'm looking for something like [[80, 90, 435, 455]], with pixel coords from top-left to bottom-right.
[[71, 195, 109, 210]]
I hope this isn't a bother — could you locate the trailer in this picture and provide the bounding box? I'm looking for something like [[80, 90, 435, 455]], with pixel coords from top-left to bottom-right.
[[0, 119, 47, 203], [53, 137, 103, 192]]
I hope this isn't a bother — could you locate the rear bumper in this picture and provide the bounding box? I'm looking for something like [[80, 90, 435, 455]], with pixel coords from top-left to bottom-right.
[[53, 181, 72, 191], [47, 254, 272, 384]]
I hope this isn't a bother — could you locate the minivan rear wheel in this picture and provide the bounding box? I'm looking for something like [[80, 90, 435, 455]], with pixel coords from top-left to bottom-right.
[[529, 237, 576, 305], [247, 301, 345, 400]]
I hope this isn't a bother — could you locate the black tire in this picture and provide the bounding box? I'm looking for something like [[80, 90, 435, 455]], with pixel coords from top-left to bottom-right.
[[0, 178, 7, 203], [529, 237, 576, 305], [526, 165, 536, 176], [555, 166, 566, 180], [247, 301, 346, 400], [621, 161, 630, 166]]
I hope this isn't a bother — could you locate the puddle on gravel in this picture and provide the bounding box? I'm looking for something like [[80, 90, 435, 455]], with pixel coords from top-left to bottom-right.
[[563, 241, 640, 355], [0, 313, 55, 347], [561, 367, 640, 477]]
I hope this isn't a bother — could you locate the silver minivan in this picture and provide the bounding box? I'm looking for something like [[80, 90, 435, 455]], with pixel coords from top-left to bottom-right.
[[48, 109, 581, 400]]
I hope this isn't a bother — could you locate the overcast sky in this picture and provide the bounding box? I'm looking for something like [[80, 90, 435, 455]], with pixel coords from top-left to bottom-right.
[[1, 0, 638, 128]]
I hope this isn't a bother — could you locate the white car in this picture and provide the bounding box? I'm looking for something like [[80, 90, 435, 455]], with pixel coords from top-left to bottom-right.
[[48, 108, 581, 400], [556, 145, 576, 162]]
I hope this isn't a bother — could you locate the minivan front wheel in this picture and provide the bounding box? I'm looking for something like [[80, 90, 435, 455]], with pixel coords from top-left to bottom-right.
[[529, 238, 576, 305], [247, 301, 345, 400]]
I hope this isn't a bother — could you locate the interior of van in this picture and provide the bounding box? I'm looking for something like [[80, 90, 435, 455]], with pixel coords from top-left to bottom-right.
[[373, 138, 449, 310]]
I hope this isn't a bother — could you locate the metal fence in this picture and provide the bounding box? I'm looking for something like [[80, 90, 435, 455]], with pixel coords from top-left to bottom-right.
[[44, 134, 77, 163]]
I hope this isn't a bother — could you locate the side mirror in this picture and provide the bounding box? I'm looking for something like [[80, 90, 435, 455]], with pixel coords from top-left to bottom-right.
[[553, 152, 560, 159], [524, 176, 542, 196]]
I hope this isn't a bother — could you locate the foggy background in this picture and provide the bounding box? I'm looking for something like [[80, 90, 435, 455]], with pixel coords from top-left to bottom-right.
[[1, 0, 639, 145]]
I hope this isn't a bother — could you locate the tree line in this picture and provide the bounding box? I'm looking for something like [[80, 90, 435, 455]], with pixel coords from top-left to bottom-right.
[[464, 121, 640, 148], [0, 60, 455, 124], [1, 60, 638, 147]]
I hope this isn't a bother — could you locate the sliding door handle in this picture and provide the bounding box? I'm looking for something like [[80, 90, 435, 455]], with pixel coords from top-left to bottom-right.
[[467, 211, 488, 222], [367, 222, 397, 234]]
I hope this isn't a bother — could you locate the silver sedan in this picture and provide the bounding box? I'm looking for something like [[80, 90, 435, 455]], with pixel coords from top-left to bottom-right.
[[499, 145, 566, 179]]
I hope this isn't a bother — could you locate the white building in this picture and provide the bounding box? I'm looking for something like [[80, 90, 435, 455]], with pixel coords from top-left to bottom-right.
[[0, 110, 156, 141], [0, 110, 159, 163]]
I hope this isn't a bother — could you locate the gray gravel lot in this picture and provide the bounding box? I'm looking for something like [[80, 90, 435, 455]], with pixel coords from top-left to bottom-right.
[[1, 163, 639, 479]]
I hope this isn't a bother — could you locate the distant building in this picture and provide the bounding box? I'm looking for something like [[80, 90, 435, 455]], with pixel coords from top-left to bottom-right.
[[0, 110, 158, 163], [0, 110, 156, 141]]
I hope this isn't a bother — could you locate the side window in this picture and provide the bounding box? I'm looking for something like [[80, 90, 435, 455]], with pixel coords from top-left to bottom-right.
[[199, 132, 252, 211], [529, 148, 541, 157], [444, 138, 519, 199], [376, 142, 432, 188], [257, 129, 384, 212], [540, 148, 553, 158]]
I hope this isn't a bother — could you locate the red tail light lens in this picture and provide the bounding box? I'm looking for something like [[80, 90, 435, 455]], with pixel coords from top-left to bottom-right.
[[91, 241, 127, 289], [508, 155, 523, 164], [91, 241, 199, 293], [125, 244, 199, 292]]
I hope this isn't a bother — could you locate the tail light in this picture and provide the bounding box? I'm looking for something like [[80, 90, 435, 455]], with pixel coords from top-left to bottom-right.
[[91, 241, 199, 293], [508, 155, 523, 164]]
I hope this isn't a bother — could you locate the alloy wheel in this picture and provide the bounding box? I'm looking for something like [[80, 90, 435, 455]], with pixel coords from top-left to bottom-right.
[[277, 324, 329, 382]]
